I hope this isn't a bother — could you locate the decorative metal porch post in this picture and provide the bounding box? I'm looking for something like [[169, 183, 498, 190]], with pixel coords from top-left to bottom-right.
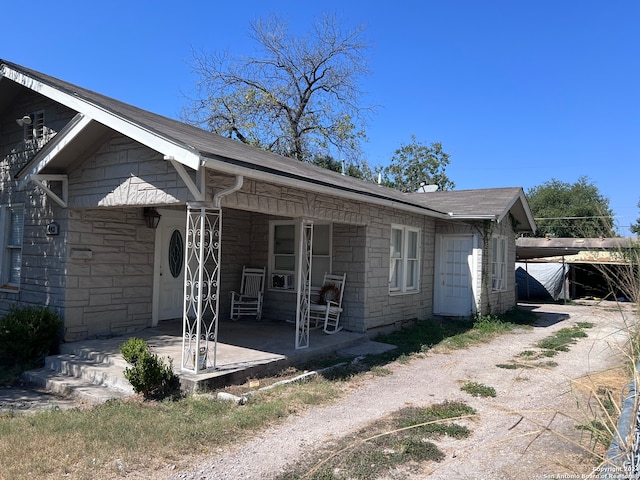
[[295, 220, 313, 349], [182, 204, 221, 373]]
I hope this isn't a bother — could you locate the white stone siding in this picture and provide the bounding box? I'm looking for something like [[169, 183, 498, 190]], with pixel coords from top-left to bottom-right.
[[481, 219, 517, 314], [221, 177, 437, 333], [63, 208, 155, 341], [67, 134, 196, 208]]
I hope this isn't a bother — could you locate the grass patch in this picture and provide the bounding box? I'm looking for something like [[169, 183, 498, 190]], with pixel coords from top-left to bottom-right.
[[275, 400, 476, 480], [577, 387, 620, 453], [576, 322, 595, 329], [496, 363, 518, 370], [461, 381, 497, 398], [0, 376, 342, 480], [502, 322, 594, 370], [517, 350, 537, 358], [536, 325, 590, 353], [434, 309, 537, 352]]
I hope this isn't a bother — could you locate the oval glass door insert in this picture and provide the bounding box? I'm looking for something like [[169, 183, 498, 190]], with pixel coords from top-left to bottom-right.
[[169, 229, 184, 278]]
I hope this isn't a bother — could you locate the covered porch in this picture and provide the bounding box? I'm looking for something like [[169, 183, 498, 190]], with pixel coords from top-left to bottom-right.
[[171, 196, 365, 376], [55, 318, 368, 396]]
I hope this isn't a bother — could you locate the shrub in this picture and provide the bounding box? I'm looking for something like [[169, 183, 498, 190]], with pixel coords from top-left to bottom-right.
[[120, 337, 180, 400], [119, 337, 149, 365], [0, 306, 62, 364]]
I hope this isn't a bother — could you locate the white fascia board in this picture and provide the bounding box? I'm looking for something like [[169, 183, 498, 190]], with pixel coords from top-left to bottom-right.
[[201, 156, 451, 220], [2, 66, 201, 171], [17, 113, 90, 188], [447, 213, 497, 221], [499, 190, 537, 233]]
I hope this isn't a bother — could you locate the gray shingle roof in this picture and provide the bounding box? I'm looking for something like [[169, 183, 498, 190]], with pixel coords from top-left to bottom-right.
[[1, 59, 535, 231]]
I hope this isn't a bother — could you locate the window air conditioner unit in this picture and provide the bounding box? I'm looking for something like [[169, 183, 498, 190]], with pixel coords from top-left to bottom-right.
[[272, 273, 293, 289]]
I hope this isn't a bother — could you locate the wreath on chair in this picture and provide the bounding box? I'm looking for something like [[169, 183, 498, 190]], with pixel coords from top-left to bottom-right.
[[318, 283, 341, 305]]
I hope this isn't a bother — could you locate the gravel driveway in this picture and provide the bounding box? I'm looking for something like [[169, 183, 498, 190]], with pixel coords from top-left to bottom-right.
[[164, 301, 635, 480]]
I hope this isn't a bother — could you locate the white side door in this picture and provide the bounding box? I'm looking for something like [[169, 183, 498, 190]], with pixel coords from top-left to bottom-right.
[[434, 234, 475, 316], [152, 210, 186, 324]]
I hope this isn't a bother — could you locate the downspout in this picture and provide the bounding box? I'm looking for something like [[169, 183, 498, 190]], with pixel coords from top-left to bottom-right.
[[212, 175, 244, 207]]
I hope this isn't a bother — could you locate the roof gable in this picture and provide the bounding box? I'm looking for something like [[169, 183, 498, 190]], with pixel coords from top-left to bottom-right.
[[410, 187, 537, 232]]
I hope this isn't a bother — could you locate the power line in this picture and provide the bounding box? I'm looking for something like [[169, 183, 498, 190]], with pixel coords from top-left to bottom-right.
[[534, 216, 613, 221]]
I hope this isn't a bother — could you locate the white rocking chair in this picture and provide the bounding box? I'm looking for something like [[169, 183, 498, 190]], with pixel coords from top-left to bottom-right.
[[230, 266, 266, 320], [309, 273, 346, 334]]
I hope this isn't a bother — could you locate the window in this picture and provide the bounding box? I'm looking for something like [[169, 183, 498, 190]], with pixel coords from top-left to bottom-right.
[[1, 205, 24, 290], [269, 221, 332, 290], [389, 224, 420, 293], [491, 235, 507, 291]]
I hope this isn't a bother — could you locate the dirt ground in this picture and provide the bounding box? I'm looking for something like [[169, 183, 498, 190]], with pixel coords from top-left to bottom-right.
[[163, 301, 637, 480]]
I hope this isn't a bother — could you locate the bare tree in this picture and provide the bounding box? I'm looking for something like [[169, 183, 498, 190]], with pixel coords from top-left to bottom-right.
[[185, 14, 372, 164]]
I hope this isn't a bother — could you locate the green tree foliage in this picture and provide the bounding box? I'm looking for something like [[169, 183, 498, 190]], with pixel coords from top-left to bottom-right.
[[630, 199, 640, 236], [379, 135, 455, 192], [311, 154, 375, 181], [185, 13, 372, 168], [526, 176, 615, 238]]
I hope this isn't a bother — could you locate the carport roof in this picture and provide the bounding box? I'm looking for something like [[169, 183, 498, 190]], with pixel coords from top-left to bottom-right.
[[516, 237, 638, 260]]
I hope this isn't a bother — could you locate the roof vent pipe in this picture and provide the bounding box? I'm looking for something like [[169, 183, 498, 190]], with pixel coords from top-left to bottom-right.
[[213, 175, 243, 208]]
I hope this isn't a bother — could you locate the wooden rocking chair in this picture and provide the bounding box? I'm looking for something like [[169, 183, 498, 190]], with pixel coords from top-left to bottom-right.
[[309, 273, 346, 334], [230, 266, 266, 320]]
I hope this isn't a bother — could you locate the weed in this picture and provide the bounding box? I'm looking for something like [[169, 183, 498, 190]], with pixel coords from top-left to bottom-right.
[[461, 381, 497, 398], [434, 308, 537, 352], [496, 363, 518, 369], [576, 322, 595, 329], [370, 366, 392, 376], [275, 400, 475, 480], [536, 326, 588, 353], [517, 350, 537, 358]]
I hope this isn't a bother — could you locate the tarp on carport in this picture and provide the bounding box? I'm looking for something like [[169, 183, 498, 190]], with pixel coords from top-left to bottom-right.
[[516, 262, 568, 300]]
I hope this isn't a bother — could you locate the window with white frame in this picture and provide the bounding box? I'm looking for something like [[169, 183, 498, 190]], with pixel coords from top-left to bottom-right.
[[491, 235, 507, 291], [269, 221, 331, 290], [389, 224, 420, 293], [1, 205, 24, 290]]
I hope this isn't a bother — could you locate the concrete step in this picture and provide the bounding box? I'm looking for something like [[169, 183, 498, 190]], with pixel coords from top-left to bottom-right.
[[21, 368, 132, 404], [44, 354, 133, 394], [59, 343, 122, 364], [21, 348, 135, 404]]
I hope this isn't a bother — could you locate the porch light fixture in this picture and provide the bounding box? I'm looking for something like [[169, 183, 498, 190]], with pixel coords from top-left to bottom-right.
[[16, 115, 32, 127], [143, 207, 161, 229]]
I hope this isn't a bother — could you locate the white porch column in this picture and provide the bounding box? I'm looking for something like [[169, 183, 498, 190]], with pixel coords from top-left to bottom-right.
[[295, 219, 313, 349], [182, 204, 221, 373]]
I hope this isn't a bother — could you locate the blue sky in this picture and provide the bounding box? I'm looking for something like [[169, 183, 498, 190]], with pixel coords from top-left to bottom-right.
[[3, 1, 638, 235]]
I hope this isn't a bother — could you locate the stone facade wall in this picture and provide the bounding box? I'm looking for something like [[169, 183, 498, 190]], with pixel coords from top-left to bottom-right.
[[1, 92, 515, 340], [63, 208, 155, 341], [221, 177, 437, 333], [481, 219, 517, 314], [0, 94, 73, 317], [67, 134, 196, 208]]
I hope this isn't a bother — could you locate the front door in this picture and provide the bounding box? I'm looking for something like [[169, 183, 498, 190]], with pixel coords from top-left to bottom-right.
[[435, 234, 476, 316], [152, 209, 186, 324]]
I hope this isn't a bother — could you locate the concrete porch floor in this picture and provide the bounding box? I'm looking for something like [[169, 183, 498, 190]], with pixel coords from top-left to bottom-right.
[[60, 318, 369, 392]]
